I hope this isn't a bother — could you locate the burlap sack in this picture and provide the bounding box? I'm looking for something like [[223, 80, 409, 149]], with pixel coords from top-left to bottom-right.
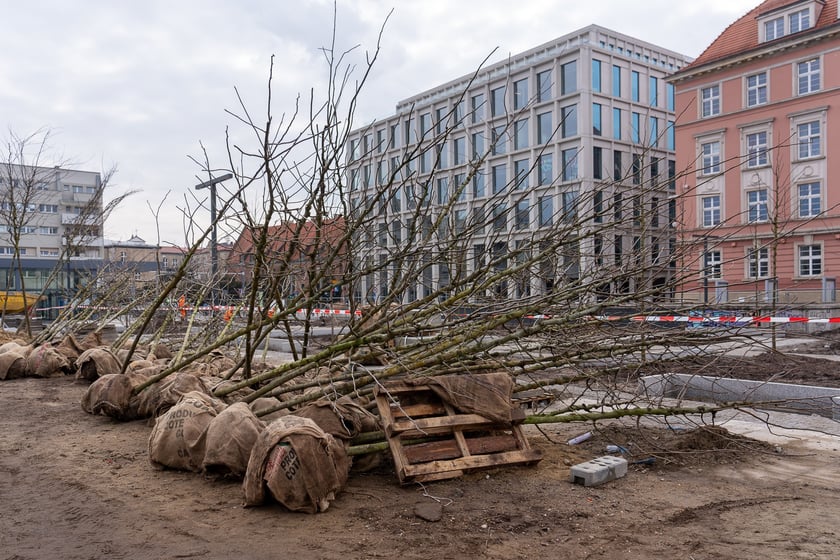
[[80, 372, 149, 420], [0, 341, 32, 355], [295, 396, 380, 441], [243, 415, 350, 513], [202, 402, 265, 477], [249, 397, 289, 423], [24, 344, 71, 378], [55, 332, 103, 366], [132, 371, 208, 419], [75, 348, 122, 382], [0, 350, 27, 380], [148, 391, 226, 472]]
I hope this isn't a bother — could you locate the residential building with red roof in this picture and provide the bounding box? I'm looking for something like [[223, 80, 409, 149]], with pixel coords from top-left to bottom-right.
[[669, 0, 840, 305]]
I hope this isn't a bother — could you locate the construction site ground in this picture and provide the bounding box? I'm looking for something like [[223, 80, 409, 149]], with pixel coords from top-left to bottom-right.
[[3, 336, 840, 560]]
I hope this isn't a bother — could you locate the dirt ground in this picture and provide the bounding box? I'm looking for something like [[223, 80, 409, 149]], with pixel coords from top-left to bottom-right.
[[2, 368, 839, 560]]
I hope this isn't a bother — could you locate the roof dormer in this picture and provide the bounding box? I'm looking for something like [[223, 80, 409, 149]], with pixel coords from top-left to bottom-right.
[[757, 0, 824, 43]]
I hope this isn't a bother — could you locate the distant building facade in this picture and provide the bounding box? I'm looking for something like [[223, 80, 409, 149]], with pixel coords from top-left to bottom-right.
[[0, 164, 104, 311], [670, 0, 840, 305], [346, 25, 690, 304]]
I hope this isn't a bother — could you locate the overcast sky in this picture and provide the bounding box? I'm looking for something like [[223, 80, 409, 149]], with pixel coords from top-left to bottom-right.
[[1, 0, 760, 246]]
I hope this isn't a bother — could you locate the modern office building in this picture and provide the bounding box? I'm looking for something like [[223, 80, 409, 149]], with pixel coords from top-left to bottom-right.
[[670, 0, 840, 305], [0, 165, 104, 312], [346, 25, 690, 304]]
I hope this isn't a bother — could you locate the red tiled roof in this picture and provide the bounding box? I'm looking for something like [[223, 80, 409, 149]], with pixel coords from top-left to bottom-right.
[[682, 0, 839, 72], [228, 217, 347, 266]]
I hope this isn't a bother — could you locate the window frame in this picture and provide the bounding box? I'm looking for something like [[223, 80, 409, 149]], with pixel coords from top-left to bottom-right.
[[798, 243, 822, 277], [797, 58, 820, 95], [798, 181, 821, 218], [701, 194, 721, 227], [700, 84, 721, 118], [747, 189, 769, 223], [746, 72, 768, 107]]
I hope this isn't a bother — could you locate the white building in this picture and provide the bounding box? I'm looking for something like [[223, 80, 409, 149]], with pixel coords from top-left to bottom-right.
[[346, 25, 690, 304], [0, 164, 104, 311]]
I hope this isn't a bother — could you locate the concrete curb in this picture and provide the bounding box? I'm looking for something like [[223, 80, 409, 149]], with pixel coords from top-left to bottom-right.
[[639, 373, 840, 420]]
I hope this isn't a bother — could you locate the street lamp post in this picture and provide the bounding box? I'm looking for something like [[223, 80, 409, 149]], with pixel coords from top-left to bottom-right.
[[194, 173, 233, 281]]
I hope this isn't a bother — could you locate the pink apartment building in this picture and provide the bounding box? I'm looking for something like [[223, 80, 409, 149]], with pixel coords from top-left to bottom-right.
[[669, 0, 840, 306]]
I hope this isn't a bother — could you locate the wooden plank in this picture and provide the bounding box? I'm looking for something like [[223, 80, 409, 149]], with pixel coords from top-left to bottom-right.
[[402, 449, 543, 479], [388, 402, 446, 418], [442, 400, 471, 459], [374, 391, 413, 483], [388, 413, 497, 438], [403, 434, 520, 463]]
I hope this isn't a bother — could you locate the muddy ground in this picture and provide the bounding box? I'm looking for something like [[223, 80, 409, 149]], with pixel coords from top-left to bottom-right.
[[2, 358, 839, 560]]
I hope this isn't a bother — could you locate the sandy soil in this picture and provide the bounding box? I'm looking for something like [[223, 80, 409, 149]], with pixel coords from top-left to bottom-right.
[[2, 374, 839, 560]]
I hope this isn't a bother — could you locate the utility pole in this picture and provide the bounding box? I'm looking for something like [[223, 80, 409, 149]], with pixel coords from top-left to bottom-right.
[[194, 173, 233, 281]]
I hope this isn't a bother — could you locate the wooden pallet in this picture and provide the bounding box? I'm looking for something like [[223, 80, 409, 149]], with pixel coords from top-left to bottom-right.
[[374, 380, 543, 484]]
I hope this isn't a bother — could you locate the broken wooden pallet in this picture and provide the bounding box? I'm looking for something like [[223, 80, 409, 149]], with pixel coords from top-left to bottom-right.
[[374, 380, 542, 484]]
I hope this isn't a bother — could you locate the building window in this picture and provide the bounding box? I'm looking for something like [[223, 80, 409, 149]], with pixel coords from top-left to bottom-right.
[[649, 116, 658, 147], [631, 112, 640, 143], [746, 73, 767, 107], [702, 195, 721, 227], [612, 65, 621, 97], [593, 147, 603, 180], [515, 200, 530, 230], [472, 172, 485, 198], [612, 108, 621, 140], [38, 204, 58, 213], [666, 120, 675, 151], [704, 250, 722, 279], [701, 84, 720, 117], [514, 118, 529, 150], [538, 154, 553, 185], [492, 204, 507, 232], [491, 86, 506, 117], [453, 137, 466, 165], [666, 83, 675, 111], [562, 191, 578, 223], [437, 177, 449, 204], [513, 78, 529, 110], [746, 131, 768, 167], [747, 189, 768, 222], [537, 69, 552, 102], [420, 112, 432, 137], [592, 59, 602, 92], [514, 158, 530, 190], [471, 93, 485, 124], [471, 132, 485, 160], [119, 251, 126, 264], [592, 103, 602, 136], [561, 60, 577, 95], [538, 195, 553, 227], [789, 8, 810, 33], [747, 247, 769, 278], [701, 141, 721, 175], [630, 71, 640, 102], [561, 149, 578, 181], [799, 244, 822, 276], [613, 192, 623, 221], [649, 76, 658, 107], [537, 111, 553, 144], [561, 105, 577, 137], [492, 164, 507, 195], [492, 125, 506, 155], [593, 190, 603, 223], [797, 58, 820, 95], [614, 234, 623, 265], [798, 182, 821, 217], [613, 150, 623, 181], [797, 121, 821, 159], [765, 17, 783, 41], [632, 154, 642, 185]]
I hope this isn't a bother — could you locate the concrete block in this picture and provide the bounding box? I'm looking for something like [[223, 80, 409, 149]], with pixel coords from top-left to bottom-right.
[[569, 456, 628, 487]]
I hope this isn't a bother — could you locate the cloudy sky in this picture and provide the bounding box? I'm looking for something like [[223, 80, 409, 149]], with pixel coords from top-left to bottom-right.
[[1, 0, 760, 245]]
